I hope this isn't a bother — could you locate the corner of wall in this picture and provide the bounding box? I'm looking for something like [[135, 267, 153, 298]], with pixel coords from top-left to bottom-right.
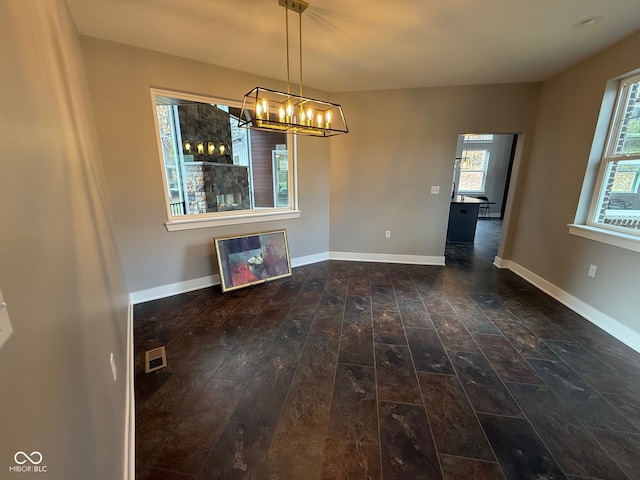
[[124, 302, 135, 480], [496, 258, 640, 354]]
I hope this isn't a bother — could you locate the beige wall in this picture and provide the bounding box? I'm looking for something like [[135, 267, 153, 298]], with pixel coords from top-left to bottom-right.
[[80, 37, 331, 294], [329, 84, 541, 257], [0, 2, 129, 478], [81, 25, 639, 341], [509, 30, 640, 332]]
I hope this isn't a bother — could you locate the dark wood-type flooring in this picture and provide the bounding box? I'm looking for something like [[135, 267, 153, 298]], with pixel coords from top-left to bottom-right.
[[134, 220, 640, 479]]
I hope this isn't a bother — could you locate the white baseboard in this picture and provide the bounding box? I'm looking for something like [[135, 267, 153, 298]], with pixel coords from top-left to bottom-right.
[[493, 255, 508, 268], [129, 253, 328, 304], [130, 251, 446, 303], [291, 252, 330, 267], [494, 257, 640, 353], [330, 251, 446, 266], [129, 274, 220, 304], [124, 303, 135, 480]]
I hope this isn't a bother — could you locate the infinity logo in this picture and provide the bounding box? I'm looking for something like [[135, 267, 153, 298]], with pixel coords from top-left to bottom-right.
[[14, 451, 43, 465]]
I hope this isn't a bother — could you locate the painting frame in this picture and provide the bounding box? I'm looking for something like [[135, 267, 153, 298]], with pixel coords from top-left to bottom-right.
[[214, 229, 292, 292]]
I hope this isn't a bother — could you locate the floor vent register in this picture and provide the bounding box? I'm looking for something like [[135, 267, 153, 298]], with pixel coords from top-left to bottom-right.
[[144, 346, 167, 373]]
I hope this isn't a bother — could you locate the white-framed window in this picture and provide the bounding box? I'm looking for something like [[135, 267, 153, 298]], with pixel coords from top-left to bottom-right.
[[150, 88, 299, 231], [459, 143, 490, 193], [465, 134, 494, 142], [587, 73, 640, 236]]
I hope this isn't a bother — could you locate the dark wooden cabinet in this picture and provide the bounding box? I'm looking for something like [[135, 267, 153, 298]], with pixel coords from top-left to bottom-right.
[[446, 196, 483, 243]]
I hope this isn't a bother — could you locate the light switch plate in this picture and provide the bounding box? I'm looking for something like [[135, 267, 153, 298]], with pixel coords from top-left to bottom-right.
[[0, 289, 14, 350]]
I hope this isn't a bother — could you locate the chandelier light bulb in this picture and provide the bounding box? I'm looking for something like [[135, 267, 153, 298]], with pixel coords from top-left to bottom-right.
[[285, 102, 294, 122], [256, 98, 269, 120]]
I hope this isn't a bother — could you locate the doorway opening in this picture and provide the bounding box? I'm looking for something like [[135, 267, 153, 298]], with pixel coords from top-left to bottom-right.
[[447, 133, 519, 263]]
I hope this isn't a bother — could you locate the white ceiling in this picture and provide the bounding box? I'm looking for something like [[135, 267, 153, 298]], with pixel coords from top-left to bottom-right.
[[66, 0, 640, 93]]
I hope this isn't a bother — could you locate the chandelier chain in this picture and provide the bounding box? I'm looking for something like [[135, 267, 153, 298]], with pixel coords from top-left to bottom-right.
[[299, 8, 303, 99], [285, 5, 290, 95]]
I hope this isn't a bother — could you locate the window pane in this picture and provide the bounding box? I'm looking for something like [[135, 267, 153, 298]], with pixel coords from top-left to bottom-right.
[[153, 92, 294, 218], [273, 149, 289, 207], [464, 134, 493, 142], [613, 79, 640, 155], [594, 160, 640, 230], [155, 106, 183, 209], [611, 163, 639, 192], [461, 150, 487, 170], [459, 171, 484, 191]]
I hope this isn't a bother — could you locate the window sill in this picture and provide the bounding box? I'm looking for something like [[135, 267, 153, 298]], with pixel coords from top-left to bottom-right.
[[165, 210, 301, 231], [568, 224, 640, 253]]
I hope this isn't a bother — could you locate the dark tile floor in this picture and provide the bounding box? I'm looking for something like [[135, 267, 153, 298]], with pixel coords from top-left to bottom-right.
[[134, 220, 640, 479]]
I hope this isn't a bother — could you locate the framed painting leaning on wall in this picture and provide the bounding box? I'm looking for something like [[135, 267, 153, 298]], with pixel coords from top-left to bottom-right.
[[214, 229, 292, 292]]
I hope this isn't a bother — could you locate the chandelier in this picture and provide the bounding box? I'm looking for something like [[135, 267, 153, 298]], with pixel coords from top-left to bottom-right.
[[238, 0, 348, 137]]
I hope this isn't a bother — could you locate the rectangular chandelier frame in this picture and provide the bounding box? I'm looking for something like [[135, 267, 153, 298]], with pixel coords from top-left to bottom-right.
[[238, 87, 348, 137]]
